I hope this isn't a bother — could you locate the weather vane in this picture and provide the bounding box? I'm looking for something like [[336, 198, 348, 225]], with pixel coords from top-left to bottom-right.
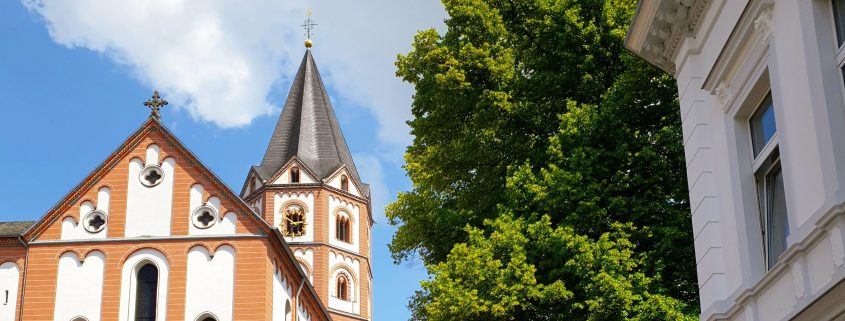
[[143, 90, 168, 120], [301, 9, 317, 48]]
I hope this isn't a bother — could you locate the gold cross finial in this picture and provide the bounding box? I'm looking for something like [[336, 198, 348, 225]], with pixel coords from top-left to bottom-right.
[[301, 9, 317, 48], [143, 90, 168, 120]]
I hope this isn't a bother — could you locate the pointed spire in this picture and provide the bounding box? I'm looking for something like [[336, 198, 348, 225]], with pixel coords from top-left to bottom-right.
[[256, 50, 365, 192]]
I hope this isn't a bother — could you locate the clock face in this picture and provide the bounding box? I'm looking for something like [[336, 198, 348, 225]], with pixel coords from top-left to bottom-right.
[[284, 204, 306, 236]]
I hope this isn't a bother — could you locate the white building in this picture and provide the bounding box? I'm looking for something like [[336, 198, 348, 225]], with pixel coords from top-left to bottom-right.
[[626, 0, 845, 320]]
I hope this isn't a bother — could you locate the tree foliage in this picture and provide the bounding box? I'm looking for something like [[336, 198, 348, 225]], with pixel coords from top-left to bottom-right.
[[390, 0, 698, 319]]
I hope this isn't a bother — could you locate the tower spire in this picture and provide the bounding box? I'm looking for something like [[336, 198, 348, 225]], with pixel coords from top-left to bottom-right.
[[301, 9, 317, 48], [254, 50, 365, 193]]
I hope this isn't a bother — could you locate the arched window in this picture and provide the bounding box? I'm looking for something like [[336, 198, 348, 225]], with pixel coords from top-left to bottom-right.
[[285, 300, 292, 321], [283, 204, 306, 236], [340, 175, 349, 191], [290, 167, 300, 183], [135, 264, 158, 321], [336, 274, 350, 301], [336, 213, 350, 243]]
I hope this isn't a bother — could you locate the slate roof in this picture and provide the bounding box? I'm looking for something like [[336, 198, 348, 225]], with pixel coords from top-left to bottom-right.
[[0, 221, 35, 237], [257, 49, 366, 193]]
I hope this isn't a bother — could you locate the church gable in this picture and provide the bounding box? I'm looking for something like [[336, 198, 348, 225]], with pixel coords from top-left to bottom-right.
[[270, 157, 320, 185], [325, 166, 364, 197], [28, 119, 268, 242]]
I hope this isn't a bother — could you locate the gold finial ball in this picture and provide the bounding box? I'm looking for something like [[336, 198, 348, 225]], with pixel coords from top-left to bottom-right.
[[304, 39, 313, 48]]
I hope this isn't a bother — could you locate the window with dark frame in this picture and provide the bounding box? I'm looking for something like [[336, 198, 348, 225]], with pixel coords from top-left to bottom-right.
[[336, 274, 349, 301], [341, 175, 349, 191], [290, 167, 300, 183], [336, 214, 351, 243], [750, 92, 789, 270], [134, 264, 158, 321]]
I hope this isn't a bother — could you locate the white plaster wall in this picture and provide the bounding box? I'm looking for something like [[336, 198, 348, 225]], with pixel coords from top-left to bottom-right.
[[54, 251, 105, 321], [328, 196, 359, 253], [274, 192, 315, 243], [327, 171, 360, 197], [665, 0, 845, 318], [293, 248, 314, 283], [185, 245, 235, 321], [62, 187, 110, 240], [296, 302, 310, 321], [272, 269, 293, 321], [670, 0, 761, 314], [0, 262, 19, 321], [327, 252, 360, 314], [118, 249, 169, 321], [274, 166, 317, 184], [125, 145, 175, 237], [251, 196, 264, 218], [188, 184, 236, 236], [254, 176, 263, 191]]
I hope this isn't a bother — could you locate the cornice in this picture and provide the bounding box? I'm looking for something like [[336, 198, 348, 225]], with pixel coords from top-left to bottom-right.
[[625, 0, 713, 75]]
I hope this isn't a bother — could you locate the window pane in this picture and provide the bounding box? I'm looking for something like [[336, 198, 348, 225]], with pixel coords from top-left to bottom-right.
[[766, 165, 789, 268], [834, 0, 845, 47], [135, 264, 158, 321], [750, 93, 776, 157]]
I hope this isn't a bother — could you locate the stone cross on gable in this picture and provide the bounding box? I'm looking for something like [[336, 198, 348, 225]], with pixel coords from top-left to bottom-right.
[[143, 90, 168, 120]]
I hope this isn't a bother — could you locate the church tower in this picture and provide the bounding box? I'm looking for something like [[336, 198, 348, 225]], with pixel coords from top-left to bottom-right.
[[240, 41, 373, 321]]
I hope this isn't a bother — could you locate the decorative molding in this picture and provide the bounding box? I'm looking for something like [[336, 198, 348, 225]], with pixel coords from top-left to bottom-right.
[[754, 7, 773, 44], [714, 81, 732, 110], [625, 0, 713, 74], [705, 201, 845, 321]]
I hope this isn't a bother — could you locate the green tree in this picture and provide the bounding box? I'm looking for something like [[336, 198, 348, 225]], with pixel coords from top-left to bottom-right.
[[410, 214, 696, 321], [390, 0, 698, 318]]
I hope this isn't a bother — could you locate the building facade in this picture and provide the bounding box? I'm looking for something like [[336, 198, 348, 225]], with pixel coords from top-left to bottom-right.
[[627, 0, 845, 320], [0, 47, 371, 321]]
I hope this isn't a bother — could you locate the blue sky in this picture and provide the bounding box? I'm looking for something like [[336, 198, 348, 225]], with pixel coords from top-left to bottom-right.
[[0, 1, 444, 319]]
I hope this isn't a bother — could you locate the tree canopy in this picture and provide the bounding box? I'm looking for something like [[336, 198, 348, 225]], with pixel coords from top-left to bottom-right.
[[389, 0, 698, 319]]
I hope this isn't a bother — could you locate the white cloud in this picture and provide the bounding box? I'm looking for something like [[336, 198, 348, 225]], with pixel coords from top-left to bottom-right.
[[23, 0, 445, 149]]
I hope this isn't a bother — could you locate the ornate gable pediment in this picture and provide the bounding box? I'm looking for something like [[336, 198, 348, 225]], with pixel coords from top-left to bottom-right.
[[26, 118, 271, 243]]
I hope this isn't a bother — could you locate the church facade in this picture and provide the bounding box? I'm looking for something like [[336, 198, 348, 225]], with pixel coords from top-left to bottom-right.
[[0, 47, 372, 321]]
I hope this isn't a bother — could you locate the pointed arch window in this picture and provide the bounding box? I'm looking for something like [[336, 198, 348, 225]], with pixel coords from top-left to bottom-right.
[[340, 175, 349, 191], [135, 264, 158, 321], [285, 300, 292, 321], [290, 167, 300, 183], [336, 212, 351, 243], [336, 274, 350, 301]]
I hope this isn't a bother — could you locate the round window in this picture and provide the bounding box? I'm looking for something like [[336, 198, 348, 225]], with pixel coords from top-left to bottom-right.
[[192, 205, 218, 229], [140, 164, 165, 187], [82, 210, 108, 233]]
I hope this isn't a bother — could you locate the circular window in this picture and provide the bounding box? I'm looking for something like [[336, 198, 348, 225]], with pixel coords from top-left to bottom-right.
[[82, 210, 108, 233], [192, 205, 218, 229], [140, 164, 164, 187]]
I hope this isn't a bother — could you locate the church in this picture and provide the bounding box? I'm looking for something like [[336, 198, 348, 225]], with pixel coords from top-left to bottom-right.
[[0, 40, 372, 321]]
